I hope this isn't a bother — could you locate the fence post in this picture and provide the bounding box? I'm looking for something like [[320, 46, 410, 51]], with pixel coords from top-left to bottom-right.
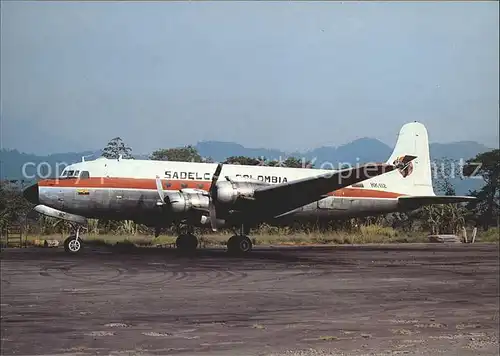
[[471, 227, 478, 244]]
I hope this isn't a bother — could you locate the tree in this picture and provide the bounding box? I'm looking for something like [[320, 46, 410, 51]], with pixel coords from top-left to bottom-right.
[[150, 145, 203, 162], [222, 155, 313, 167], [267, 156, 313, 168], [465, 149, 500, 230], [432, 157, 457, 196], [411, 156, 469, 235], [223, 156, 263, 165], [102, 137, 133, 159], [419, 203, 467, 235], [0, 181, 32, 228]]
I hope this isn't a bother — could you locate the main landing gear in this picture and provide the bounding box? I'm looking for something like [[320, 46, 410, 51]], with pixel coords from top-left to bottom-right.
[[173, 224, 199, 255], [63, 225, 84, 254], [173, 223, 253, 255], [227, 235, 253, 255], [226, 224, 253, 255], [175, 233, 198, 254]]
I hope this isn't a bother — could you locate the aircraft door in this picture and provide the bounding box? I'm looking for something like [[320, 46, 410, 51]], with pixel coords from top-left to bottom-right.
[[56, 188, 66, 210], [109, 189, 125, 213]]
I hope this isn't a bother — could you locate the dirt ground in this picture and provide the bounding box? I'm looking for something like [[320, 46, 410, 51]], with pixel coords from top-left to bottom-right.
[[1, 243, 499, 356]]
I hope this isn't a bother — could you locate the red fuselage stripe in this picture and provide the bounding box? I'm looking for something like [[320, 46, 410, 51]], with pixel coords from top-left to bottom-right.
[[38, 178, 404, 199]]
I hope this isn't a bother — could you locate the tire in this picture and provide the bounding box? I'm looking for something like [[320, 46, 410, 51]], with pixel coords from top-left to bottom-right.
[[176, 234, 198, 254], [227, 235, 252, 255], [64, 235, 82, 254]]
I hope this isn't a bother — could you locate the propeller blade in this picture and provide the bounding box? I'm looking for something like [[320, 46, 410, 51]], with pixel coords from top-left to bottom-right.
[[155, 175, 165, 204], [208, 163, 223, 232], [209, 163, 223, 192], [209, 202, 217, 232]]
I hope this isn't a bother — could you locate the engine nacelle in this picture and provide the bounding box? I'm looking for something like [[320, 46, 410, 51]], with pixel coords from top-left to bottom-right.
[[165, 192, 209, 213], [215, 180, 264, 205]]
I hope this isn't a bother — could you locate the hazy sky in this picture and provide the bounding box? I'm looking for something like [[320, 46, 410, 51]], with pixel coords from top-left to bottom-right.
[[1, 1, 498, 155]]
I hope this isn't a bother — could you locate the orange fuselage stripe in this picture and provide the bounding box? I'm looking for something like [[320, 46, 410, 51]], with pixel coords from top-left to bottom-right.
[[38, 178, 404, 199]]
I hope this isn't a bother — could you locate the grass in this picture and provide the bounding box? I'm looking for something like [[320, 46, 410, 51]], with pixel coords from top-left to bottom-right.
[[477, 227, 500, 243], [21, 224, 498, 248]]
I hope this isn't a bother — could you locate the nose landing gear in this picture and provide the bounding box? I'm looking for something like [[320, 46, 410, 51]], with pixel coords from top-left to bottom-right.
[[63, 225, 84, 254]]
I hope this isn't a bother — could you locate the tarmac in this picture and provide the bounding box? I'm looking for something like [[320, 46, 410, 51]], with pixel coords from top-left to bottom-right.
[[1, 243, 499, 356]]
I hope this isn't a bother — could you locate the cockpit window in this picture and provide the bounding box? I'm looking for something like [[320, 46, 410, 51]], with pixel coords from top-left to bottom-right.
[[60, 168, 85, 178], [80, 171, 90, 179]]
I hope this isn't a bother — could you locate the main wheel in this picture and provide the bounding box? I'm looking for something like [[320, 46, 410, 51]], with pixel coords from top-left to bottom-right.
[[227, 235, 253, 255], [176, 233, 198, 254], [64, 235, 82, 254]]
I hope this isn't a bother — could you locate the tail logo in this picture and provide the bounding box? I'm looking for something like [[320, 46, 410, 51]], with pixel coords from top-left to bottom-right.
[[394, 156, 414, 178]]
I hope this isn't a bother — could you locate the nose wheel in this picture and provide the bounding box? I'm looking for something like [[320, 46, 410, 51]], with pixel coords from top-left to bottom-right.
[[63, 225, 84, 254], [64, 235, 83, 254]]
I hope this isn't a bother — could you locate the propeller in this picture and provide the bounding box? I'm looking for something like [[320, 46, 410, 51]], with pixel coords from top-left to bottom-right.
[[207, 163, 223, 231], [155, 165, 223, 231]]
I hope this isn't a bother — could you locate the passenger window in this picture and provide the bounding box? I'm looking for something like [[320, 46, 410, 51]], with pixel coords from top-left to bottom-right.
[[80, 171, 90, 179], [181, 183, 188, 189]]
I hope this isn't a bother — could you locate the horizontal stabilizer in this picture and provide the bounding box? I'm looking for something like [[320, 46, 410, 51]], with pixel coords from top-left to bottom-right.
[[398, 195, 476, 210]]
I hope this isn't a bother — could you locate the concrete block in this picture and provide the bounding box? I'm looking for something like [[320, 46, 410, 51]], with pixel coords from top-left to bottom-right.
[[428, 234, 462, 243]]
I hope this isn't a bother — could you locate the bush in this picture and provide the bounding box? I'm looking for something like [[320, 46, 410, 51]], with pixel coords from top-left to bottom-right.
[[478, 227, 500, 243], [359, 224, 397, 238]]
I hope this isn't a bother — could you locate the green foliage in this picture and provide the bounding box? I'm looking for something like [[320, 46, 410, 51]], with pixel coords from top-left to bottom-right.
[[0, 182, 31, 228], [359, 224, 397, 238], [224, 155, 312, 168], [419, 203, 467, 235], [478, 227, 500, 242], [267, 157, 314, 168], [150, 146, 312, 168], [102, 137, 133, 159], [432, 157, 458, 196], [465, 149, 499, 230], [150, 145, 203, 162], [223, 156, 263, 165]]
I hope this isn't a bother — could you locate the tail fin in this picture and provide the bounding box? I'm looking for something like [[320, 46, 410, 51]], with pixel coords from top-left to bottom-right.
[[386, 122, 435, 196]]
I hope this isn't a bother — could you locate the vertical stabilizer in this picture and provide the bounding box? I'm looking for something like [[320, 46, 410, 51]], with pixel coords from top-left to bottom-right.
[[386, 122, 435, 196]]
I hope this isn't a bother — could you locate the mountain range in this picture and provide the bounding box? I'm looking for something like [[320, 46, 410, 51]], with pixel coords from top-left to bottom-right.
[[0, 138, 492, 195]]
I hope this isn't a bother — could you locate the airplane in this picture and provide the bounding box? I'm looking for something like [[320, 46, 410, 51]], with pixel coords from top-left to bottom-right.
[[22, 122, 475, 254]]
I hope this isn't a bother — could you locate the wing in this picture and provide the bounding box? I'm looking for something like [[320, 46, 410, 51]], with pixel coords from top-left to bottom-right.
[[398, 195, 477, 210], [246, 163, 396, 220]]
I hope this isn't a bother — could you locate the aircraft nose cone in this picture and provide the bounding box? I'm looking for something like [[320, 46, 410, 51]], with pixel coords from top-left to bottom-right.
[[23, 183, 39, 204]]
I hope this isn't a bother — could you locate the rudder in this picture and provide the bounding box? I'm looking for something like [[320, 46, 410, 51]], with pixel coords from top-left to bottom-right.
[[386, 122, 435, 196]]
